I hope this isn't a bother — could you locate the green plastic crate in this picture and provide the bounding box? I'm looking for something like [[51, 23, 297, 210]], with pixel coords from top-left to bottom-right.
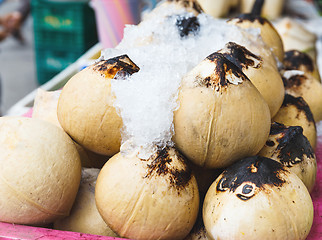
[[33, 29, 95, 53], [32, 0, 96, 31], [32, 0, 98, 49], [31, 0, 98, 84]]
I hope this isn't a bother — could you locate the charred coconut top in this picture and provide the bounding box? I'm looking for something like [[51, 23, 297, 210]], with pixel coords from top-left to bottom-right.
[[216, 156, 287, 201], [93, 55, 140, 79], [176, 15, 200, 38], [195, 52, 248, 91], [267, 122, 315, 167], [168, 0, 203, 13], [282, 74, 307, 89], [218, 42, 262, 70], [143, 147, 192, 192], [284, 50, 314, 72], [282, 94, 315, 125]]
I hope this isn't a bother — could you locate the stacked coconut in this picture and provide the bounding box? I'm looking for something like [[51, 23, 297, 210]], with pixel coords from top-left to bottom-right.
[[0, 0, 320, 240]]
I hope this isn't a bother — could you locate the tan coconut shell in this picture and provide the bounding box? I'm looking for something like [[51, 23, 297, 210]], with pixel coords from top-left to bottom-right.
[[203, 156, 313, 240], [0, 117, 81, 225], [234, 27, 279, 69], [57, 55, 140, 156], [197, 0, 231, 18], [275, 18, 317, 62], [218, 42, 284, 117], [258, 122, 317, 192], [54, 168, 117, 237], [272, 94, 317, 149], [282, 70, 322, 122], [95, 147, 200, 240], [32, 89, 109, 168], [32, 88, 61, 126], [227, 14, 284, 62], [173, 52, 271, 169]]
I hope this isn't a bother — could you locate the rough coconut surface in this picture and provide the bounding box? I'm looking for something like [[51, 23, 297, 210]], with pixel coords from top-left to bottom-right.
[[203, 156, 313, 240], [95, 147, 199, 240], [57, 65, 124, 156], [0, 117, 81, 225]]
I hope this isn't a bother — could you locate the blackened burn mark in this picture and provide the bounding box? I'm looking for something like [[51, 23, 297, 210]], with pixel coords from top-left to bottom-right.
[[219, 42, 262, 70], [93, 55, 140, 79], [270, 122, 287, 135], [202, 52, 248, 90], [216, 156, 287, 200], [228, 13, 266, 25], [266, 140, 275, 147], [144, 147, 192, 192], [176, 15, 200, 38], [284, 50, 314, 72], [282, 94, 315, 125], [269, 122, 315, 167], [251, 0, 264, 16], [283, 74, 307, 89], [236, 183, 255, 201]]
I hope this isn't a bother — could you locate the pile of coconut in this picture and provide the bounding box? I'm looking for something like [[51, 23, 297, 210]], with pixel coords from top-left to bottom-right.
[[0, 0, 321, 239]]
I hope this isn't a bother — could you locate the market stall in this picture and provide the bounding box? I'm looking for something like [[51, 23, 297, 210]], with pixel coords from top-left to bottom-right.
[[1, 0, 322, 239]]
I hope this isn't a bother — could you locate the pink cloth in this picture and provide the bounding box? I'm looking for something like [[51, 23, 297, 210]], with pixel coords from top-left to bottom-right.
[[0, 222, 124, 240], [306, 136, 322, 239], [21, 108, 33, 118]]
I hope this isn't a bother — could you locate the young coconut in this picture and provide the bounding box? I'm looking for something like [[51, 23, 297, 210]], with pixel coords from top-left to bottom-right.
[[173, 52, 271, 169], [0, 117, 81, 225], [275, 18, 318, 63], [227, 1, 284, 63], [218, 42, 284, 117], [258, 122, 317, 192], [95, 146, 199, 240], [273, 94, 317, 149], [54, 168, 117, 237], [283, 50, 321, 82], [57, 54, 140, 156], [234, 28, 279, 71], [33, 89, 109, 168], [32, 88, 61, 126], [282, 70, 322, 122], [203, 156, 313, 240]]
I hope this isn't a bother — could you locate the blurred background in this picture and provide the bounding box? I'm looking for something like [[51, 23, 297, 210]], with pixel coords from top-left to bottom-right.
[[0, 0, 37, 114], [0, 0, 321, 116]]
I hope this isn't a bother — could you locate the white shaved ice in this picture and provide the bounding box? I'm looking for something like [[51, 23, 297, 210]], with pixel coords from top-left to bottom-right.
[[100, 4, 262, 158]]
